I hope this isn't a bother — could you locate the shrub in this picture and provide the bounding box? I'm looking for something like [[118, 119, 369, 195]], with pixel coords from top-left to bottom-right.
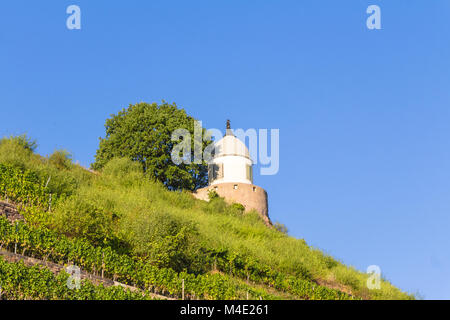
[[207, 189, 219, 200], [52, 196, 118, 246], [0, 136, 35, 169], [6, 134, 37, 152], [230, 203, 245, 213], [48, 150, 73, 170], [273, 222, 288, 234], [119, 210, 201, 272]]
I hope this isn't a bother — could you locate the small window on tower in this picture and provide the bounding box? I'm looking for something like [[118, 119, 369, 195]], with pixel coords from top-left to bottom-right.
[[234, 185, 238, 190], [246, 165, 253, 182], [208, 164, 215, 184], [253, 187, 256, 192], [208, 164, 224, 183], [218, 163, 224, 179]]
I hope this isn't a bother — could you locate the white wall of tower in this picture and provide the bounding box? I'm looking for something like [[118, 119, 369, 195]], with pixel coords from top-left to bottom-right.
[[211, 155, 253, 185]]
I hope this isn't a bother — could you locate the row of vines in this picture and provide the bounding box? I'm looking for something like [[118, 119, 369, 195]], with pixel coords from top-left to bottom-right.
[[0, 163, 57, 209], [0, 217, 276, 300], [0, 257, 153, 300]]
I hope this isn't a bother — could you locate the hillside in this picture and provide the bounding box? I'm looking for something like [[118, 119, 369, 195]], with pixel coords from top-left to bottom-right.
[[0, 136, 413, 300]]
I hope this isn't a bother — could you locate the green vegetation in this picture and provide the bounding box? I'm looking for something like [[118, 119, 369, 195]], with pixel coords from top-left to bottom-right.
[[91, 102, 212, 191], [0, 257, 153, 300], [0, 136, 413, 300]]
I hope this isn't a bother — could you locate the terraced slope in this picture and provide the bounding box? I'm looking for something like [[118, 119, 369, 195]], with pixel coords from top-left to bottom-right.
[[0, 138, 413, 300]]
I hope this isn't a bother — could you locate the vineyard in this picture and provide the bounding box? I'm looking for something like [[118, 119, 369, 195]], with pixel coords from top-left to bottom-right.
[[0, 215, 351, 300], [0, 164, 56, 208], [0, 138, 413, 300], [0, 257, 153, 300]]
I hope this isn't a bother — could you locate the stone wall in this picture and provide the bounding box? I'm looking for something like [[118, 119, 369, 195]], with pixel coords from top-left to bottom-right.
[[0, 201, 23, 222], [193, 183, 271, 226]]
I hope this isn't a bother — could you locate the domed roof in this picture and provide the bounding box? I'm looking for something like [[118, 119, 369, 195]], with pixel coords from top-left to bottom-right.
[[213, 125, 251, 160]]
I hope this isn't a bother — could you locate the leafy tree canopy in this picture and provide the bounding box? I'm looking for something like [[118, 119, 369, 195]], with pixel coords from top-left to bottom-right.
[[92, 102, 211, 191]]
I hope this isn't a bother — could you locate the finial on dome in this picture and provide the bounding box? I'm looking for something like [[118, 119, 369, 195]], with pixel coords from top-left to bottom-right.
[[225, 120, 234, 136]]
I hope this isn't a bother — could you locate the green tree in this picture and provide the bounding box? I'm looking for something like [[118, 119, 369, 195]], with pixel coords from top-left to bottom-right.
[[92, 102, 211, 191]]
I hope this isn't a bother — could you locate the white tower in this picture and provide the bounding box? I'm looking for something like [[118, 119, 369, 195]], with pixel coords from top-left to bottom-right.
[[208, 120, 253, 185], [194, 120, 271, 226]]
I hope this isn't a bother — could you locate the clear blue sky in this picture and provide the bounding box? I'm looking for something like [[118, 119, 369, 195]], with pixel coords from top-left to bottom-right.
[[1, 1, 449, 299]]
